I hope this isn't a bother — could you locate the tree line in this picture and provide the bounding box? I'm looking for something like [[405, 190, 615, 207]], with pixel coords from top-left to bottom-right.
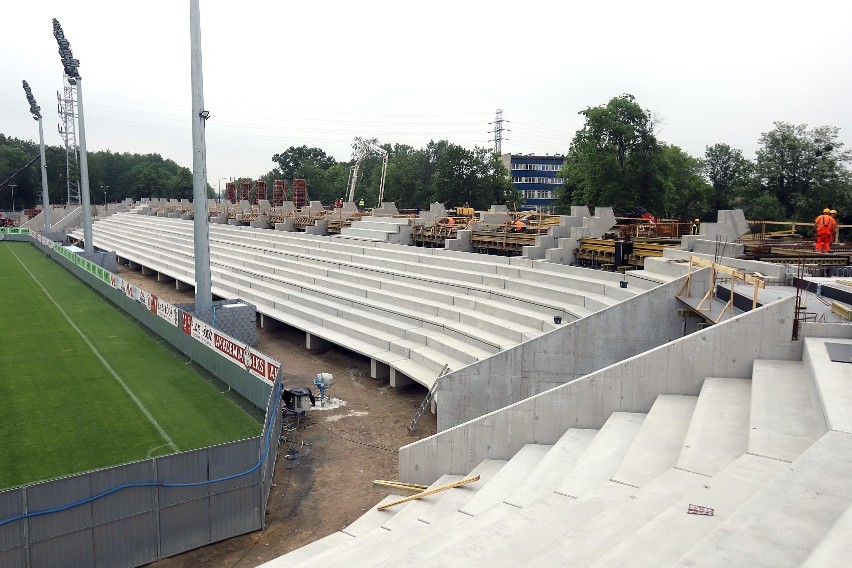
[[3, 93, 849, 222], [556, 94, 852, 222], [0, 134, 195, 211]]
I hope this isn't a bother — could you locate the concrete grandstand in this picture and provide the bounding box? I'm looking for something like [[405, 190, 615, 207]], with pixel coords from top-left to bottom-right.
[[70, 206, 852, 567]]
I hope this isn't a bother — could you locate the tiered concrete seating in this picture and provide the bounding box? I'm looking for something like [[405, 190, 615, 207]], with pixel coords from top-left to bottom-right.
[[74, 213, 643, 389], [265, 336, 850, 567]]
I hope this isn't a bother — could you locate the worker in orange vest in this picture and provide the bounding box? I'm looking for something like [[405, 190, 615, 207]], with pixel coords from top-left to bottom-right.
[[815, 208, 837, 252], [512, 218, 526, 233]]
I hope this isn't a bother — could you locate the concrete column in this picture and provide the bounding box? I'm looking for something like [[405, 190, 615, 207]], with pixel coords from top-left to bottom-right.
[[176, 280, 193, 292], [260, 314, 281, 331], [141, 266, 155, 276], [306, 333, 331, 350], [371, 359, 390, 380], [157, 272, 174, 283], [390, 369, 415, 388]]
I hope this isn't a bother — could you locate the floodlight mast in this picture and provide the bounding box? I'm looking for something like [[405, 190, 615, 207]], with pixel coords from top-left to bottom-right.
[[52, 19, 92, 253], [189, 0, 213, 313], [22, 80, 52, 231]]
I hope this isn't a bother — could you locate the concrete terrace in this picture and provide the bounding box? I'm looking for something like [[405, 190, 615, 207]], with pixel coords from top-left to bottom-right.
[[265, 300, 852, 567], [71, 212, 658, 390]]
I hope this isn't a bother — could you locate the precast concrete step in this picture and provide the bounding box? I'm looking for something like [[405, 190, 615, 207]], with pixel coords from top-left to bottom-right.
[[419, 459, 508, 524], [611, 395, 697, 488], [410, 476, 636, 567], [749, 359, 826, 462], [503, 428, 597, 509], [381, 474, 464, 531], [528, 468, 706, 567], [591, 454, 787, 568], [803, 337, 852, 433], [459, 444, 552, 516], [673, 431, 852, 568], [555, 412, 646, 499], [801, 500, 852, 567], [676, 377, 751, 477], [341, 494, 406, 537], [256, 531, 353, 567]]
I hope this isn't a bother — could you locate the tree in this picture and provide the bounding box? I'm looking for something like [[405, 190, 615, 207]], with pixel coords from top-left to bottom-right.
[[432, 144, 516, 210], [704, 143, 753, 212], [754, 122, 852, 220], [384, 144, 432, 209], [271, 146, 337, 181], [560, 94, 661, 214], [657, 145, 713, 218]]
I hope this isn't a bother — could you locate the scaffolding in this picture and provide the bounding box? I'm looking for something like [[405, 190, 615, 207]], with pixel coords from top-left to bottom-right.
[[292, 179, 307, 209], [225, 182, 236, 203], [272, 180, 287, 207], [238, 182, 251, 203], [57, 77, 80, 205]]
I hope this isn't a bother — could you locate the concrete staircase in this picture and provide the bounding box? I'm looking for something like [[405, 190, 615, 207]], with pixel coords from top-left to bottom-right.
[[71, 213, 647, 390], [339, 216, 414, 245], [262, 336, 851, 567], [522, 206, 617, 265]]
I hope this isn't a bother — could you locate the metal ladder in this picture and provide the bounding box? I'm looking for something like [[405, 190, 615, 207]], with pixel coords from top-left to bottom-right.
[[409, 364, 449, 432]]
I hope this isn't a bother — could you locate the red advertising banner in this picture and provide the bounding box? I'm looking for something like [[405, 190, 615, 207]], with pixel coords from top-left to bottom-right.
[[182, 312, 192, 335]]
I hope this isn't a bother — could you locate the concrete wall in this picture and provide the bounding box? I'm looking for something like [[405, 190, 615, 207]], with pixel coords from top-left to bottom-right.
[[437, 273, 698, 430], [400, 296, 801, 485]]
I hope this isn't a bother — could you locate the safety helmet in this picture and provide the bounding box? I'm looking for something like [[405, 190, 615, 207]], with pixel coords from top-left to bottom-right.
[[824, 208, 831, 213], [831, 209, 838, 214], [694, 218, 699, 223]]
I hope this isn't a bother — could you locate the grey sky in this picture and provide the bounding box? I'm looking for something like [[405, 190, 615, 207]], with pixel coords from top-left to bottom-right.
[[2, 0, 850, 190]]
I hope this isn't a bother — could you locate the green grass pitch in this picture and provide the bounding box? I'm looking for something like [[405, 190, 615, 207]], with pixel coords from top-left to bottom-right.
[[0, 242, 261, 491]]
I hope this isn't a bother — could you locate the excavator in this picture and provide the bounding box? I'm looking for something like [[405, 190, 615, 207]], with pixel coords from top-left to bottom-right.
[[346, 137, 388, 206]]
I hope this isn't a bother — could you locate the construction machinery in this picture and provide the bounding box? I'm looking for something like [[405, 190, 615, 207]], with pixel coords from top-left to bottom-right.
[[346, 137, 388, 206]]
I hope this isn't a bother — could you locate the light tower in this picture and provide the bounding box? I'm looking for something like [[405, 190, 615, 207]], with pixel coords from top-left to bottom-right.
[[189, 0, 213, 313], [22, 80, 52, 232], [52, 18, 93, 254]]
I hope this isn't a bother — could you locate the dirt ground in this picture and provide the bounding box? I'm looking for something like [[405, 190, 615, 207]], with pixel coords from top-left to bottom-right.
[[114, 267, 437, 568]]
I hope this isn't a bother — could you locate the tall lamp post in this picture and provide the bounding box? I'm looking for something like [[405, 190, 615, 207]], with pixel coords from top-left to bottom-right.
[[190, 0, 213, 313], [53, 19, 93, 254], [22, 81, 52, 232], [102, 185, 108, 207], [9, 184, 16, 213], [218, 177, 228, 203]]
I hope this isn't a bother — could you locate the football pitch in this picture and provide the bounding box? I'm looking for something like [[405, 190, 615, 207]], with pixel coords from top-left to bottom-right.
[[0, 242, 261, 491]]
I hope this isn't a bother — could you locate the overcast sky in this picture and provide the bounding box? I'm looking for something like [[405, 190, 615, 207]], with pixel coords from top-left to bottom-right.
[[2, 0, 850, 189]]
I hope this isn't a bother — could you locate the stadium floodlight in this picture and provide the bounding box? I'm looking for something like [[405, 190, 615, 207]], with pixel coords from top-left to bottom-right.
[[52, 19, 80, 82], [52, 18, 93, 254], [22, 81, 52, 231], [22, 80, 41, 120]]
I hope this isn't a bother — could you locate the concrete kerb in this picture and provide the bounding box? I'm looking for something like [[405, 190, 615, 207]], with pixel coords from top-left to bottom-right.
[[399, 295, 802, 485]]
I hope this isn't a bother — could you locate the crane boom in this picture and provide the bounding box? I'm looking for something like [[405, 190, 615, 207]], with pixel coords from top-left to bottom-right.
[[0, 155, 39, 190]]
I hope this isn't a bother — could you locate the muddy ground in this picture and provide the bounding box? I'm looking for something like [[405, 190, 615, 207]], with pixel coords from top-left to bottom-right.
[[115, 267, 437, 568]]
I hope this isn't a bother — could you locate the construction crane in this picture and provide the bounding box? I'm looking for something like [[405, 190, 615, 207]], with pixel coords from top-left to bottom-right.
[[346, 138, 388, 205], [0, 155, 39, 191]]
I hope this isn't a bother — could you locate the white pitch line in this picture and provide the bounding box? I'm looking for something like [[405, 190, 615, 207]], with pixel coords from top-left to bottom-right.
[[10, 247, 179, 453]]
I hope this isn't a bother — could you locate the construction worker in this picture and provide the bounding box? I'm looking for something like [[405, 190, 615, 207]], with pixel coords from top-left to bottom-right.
[[815, 208, 837, 252], [512, 218, 526, 233], [690, 218, 700, 235], [357, 198, 365, 211]]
